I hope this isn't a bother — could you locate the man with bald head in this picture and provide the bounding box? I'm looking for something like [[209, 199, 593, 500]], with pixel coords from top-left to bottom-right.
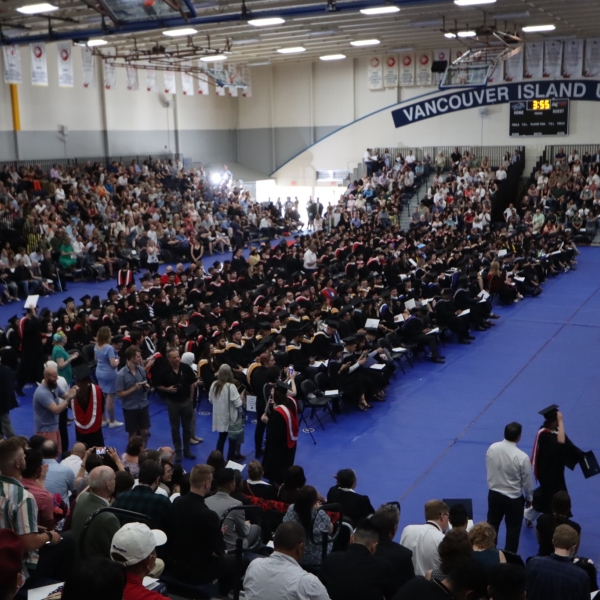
[[61, 442, 87, 477], [71, 466, 120, 557], [33, 367, 78, 453]]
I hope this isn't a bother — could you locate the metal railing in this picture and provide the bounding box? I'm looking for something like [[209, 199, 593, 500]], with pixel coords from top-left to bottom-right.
[[421, 145, 525, 170], [545, 144, 600, 162]]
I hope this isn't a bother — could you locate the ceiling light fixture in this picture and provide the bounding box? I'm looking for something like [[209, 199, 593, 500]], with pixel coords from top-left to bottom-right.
[[277, 46, 306, 53], [87, 39, 107, 46], [444, 32, 456, 38], [320, 54, 346, 60], [248, 17, 285, 26], [457, 30, 476, 37], [454, 0, 496, 5], [360, 6, 400, 15], [200, 54, 227, 61], [522, 24, 555, 32], [163, 28, 197, 37], [231, 38, 261, 45], [247, 61, 271, 66], [491, 10, 529, 19], [16, 2, 57, 13], [350, 39, 380, 46]]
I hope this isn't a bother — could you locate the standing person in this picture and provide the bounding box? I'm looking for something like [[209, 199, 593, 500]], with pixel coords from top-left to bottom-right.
[[485, 422, 534, 554], [116, 346, 151, 446], [0, 358, 18, 438], [33, 366, 77, 451], [209, 364, 245, 462], [303, 244, 318, 275], [94, 326, 123, 429], [15, 303, 45, 396], [153, 347, 197, 462], [71, 364, 105, 448], [261, 382, 299, 485], [51, 332, 78, 454]]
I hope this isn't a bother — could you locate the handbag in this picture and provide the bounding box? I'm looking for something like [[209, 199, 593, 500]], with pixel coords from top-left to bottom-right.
[[227, 384, 245, 441]]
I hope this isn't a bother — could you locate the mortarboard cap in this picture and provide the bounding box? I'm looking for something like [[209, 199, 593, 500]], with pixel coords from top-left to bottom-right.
[[258, 321, 272, 330], [329, 343, 344, 353], [80, 295, 91, 303], [579, 451, 600, 479], [539, 404, 559, 419], [343, 335, 357, 345], [107, 288, 118, 298], [7, 315, 18, 324], [112, 334, 124, 344], [72, 362, 91, 381], [62, 297, 74, 305], [183, 324, 198, 338], [325, 319, 339, 329]]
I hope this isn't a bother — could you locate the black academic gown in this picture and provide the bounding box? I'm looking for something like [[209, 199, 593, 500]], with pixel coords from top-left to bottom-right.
[[262, 407, 297, 485], [17, 316, 45, 386]]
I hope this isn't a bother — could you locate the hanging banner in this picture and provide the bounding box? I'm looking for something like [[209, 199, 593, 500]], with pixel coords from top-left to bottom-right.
[[399, 53, 415, 87], [487, 61, 503, 85], [563, 39, 583, 79], [416, 52, 432, 86], [368, 56, 383, 90], [228, 85, 238, 97], [383, 55, 398, 88], [181, 62, 194, 95], [524, 42, 543, 79], [56, 41, 73, 87], [146, 68, 157, 92], [543, 41, 563, 78], [103, 49, 116, 90], [126, 65, 139, 90], [197, 66, 209, 95], [30, 42, 48, 86], [241, 65, 252, 97], [215, 83, 226, 96], [164, 70, 176, 94], [433, 49, 450, 84], [3, 45, 22, 84], [583, 38, 600, 78], [504, 50, 523, 82], [81, 46, 96, 88]]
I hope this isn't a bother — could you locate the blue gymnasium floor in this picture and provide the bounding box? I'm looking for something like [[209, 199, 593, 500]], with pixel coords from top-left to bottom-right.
[[3, 246, 600, 563]]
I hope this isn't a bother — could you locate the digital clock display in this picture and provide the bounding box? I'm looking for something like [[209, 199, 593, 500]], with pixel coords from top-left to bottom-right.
[[528, 99, 551, 110], [509, 98, 569, 137]]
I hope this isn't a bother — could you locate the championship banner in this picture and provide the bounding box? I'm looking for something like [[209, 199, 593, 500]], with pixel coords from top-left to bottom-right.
[[30, 42, 48, 86], [583, 38, 600, 78], [433, 49, 450, 84], [487, 61, 503, 85], [399, 53, 414, 86], [392, 79, 600, 128], [81, 47, 96, 88], [181, 62, 194, 95], [384, 55, 398, 88], [215, 83, 226, 96], [197, 65, 209, 95], [56, 41, 73, 88], [416, 52, 432, 86], [164, 70, 176, 94], [241, 65, 252, 97], [146, 68, 157, 92], [228, 84, 238, 97], [103, 49, 116, 90], [563, 39, 584, 79], [3, 45, 22, 84], [543, 41, 563, 78], [524, 42, 543, 80], [368, 55, 383, 90], [504, 50, 523, 82], [126, 65, 139, 90]]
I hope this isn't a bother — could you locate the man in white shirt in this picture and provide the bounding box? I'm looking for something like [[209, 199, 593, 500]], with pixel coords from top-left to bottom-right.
[[400, 500, 448, 576], [363, 148, 375, 177], [61, 442, 86, 477], [303, 245, 318, 273], [244, 521, 330, 600], [495, 167, 507, 181], [486, 422, 533, 554]]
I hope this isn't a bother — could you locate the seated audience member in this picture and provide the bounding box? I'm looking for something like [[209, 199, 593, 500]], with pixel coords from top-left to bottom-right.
[[392, 558, 488, 600], [243, 460, 278, 500], [120, 436, 144, 478], [426, 529, 473, 582], [0, 528, 24, 600], [371, 503, 415, 590], [243, 521, 330, 600], [62, 557, 126, 600], [400, 500, 449, 576], [469, 522, 505, 567], [319, 519, 397, 600], [487, 564, 527, 600], [525, 524, 589, 600], [114, 470, 136, 499], [535, 491, 581, 556], [283, 485, 333, 567], [20, 449, 55, 529], [61, 442, 87, 476], [70, 466, 120, 557], [448, 503, 473, 532], [110, 523, 167, 600], [278, 465, 308, 504], [205, 468, 262, 551], [41, 439, 75, 506], [326, 468, 375, 524], [168, 464, 247, 596]]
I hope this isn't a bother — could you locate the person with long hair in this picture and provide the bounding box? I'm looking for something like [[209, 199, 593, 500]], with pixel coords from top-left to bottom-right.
[[72, 364, 105, 448], [94, 326, 122, 428], [209, 364, 245, 461]]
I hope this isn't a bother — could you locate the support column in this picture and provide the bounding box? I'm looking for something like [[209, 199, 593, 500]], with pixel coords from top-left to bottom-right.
[[10, 84, 21, 160]]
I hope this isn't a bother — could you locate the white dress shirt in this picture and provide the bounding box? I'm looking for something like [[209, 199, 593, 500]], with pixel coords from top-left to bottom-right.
[[61, 454, 83, 477], [486, 439, 534, 501], [400, 522, 445, 576], [243, 551, 330, 600], [303, 249, 317, 270]]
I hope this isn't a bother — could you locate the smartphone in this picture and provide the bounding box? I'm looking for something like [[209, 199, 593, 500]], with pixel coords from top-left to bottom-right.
[[288, 365, 294, 375], [96, 447, 107, 455]]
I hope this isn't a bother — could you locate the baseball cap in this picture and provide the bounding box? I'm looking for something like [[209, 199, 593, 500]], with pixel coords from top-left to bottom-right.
[[110, 523, 167, 566]]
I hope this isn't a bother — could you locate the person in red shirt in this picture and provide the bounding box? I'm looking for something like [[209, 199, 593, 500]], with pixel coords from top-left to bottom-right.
[[110, 523, 167, 600], [20, 449, 55, 530]]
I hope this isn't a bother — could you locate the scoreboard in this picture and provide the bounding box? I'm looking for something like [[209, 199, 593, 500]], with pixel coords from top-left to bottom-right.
[[509, 98, 569, 137]]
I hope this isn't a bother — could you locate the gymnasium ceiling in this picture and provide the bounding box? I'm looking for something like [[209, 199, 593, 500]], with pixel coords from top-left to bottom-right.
[[0, 0, 599, 64]]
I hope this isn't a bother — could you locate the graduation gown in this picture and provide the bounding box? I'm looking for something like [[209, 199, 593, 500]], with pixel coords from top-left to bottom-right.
[[262, 400, 298, 484]]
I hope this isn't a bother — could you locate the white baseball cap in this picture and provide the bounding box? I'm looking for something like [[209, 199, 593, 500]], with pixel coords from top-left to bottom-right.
[[110, 523, 167, 566]]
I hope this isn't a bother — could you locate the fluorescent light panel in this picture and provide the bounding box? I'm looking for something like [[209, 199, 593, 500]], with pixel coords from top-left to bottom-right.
[[457, 30, 476, 37], [444, 32, 456, 38], [350, 39, 380, 46], [231, 38, 260, 45], [454, 0, 495, 5], [320, 54, 346, 61], [163, 28, 197, 36], [360, 6, 400, 15], [248, 17, 285, 26], [277, 46, 306, 53], [87, 39, 107, 46], [16, 2, 57, 13], [200, 54, 227, 61], [522, 24, 555, 32], [247, 61, 271, 66]]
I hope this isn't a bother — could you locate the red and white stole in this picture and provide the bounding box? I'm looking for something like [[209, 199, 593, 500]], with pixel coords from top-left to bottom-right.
[[274, 398, 299, 449], [74, 384, 103, 432]]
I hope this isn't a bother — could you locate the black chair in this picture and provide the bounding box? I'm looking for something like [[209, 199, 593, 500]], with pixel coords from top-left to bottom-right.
[[386, 332, 415, 366], [377, 338, 407, 374], [314, 372, 344, 412], [300, 379, 337, 431]]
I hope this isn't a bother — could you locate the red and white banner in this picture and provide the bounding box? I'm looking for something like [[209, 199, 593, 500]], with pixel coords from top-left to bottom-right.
[[399, 52, 414, 86], [181, 61, 194, 95], [215, 83, 226, 96], [241, 65, 252, 97], [433, 48, 449, 84], [81, 46, 96, 88], [56, 41, 73, 87], [126, 65, 139, 90], [30, 42, 48, 86], [487, 61, 503, 84], [368, 55, 383, 90], [146, 68, 157, 92], [164, 70, 176, 94], [416, 51, 432, 86], [562, 39, 583, 79], [543, 41, 563, 78], [383, 55, 398, 88], [3, 44, 22, 84], [103, 48, 116, 90], [524, 42, 543, 79], [197, 64, 209, 95], [583, 38, 600, 78], [504, 50, 523, 82]]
